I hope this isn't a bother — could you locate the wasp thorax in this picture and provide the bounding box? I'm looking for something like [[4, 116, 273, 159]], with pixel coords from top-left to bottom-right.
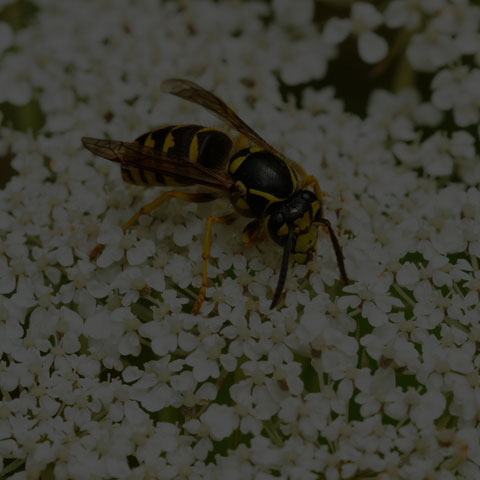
[[228, 147, 297, 218]]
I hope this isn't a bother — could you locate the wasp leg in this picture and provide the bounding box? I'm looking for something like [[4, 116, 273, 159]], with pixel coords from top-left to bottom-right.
[[242, 219, 266, 246], [317, 218, 349, 286], [192, 213, 237, 314], [89, 191, 219, 261], [300, 177, 349, 285]]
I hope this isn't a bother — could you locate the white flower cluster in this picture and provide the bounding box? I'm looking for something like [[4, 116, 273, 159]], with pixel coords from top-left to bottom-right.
[[1, 0, 479, 478]]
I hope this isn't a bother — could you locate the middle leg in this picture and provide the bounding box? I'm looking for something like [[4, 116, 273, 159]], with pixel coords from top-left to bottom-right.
[[89, 191, 220, 261]]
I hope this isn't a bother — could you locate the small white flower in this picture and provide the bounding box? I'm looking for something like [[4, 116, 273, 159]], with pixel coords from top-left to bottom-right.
[[279, 37, 331, 84], [351, 2, 387, 63], [126, 238, 155, 265], [83, 310, 112, 340], [140, 314, 182, 356], [164, 254, 194, 289], [323, 18, 351, 45], [200, 404, 239, 441], [357, 30, 388, 64], [410, 391, 446, 428], [420, 131, 454, 176], [396, 262, 420, 288], [407, 27, 458, 72], [94, 225, 128, 268], [11, 276, 36, 308], [341, 270, 402, 327], [355, 368, 396, 417], [110, 307, 141, 356], [272, 0, 314, 26], [184, 334, 225, 382], [432, 67, 480, 127], [384, 0, 445, 29], [0, 56, 32, 104], [0, 256, 15, 294], [324, 2, 387, 64], [0, 21, 13, 53]]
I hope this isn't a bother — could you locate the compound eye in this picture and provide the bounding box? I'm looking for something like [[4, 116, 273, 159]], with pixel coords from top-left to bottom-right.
[[301, 190, 315, 202], [272, 212, 284, 228]]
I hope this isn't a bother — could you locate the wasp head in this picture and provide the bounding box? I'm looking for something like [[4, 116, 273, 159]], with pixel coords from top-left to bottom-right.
[[266, 189, 348, 309], [267, 190, 322, 263]]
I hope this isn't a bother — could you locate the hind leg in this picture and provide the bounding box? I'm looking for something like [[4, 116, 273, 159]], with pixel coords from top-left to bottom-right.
[[89, 191, 219, 260]]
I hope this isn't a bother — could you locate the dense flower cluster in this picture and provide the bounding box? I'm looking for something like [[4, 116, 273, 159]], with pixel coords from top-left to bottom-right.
[[1, 0, 479, 478]]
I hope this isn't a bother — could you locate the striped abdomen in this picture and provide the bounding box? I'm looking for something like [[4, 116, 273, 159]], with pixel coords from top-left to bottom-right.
[[121, 124, 233, 186]]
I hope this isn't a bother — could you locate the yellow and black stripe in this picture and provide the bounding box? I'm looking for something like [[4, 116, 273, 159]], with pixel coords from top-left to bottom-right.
[[121, 124, 232, 187]]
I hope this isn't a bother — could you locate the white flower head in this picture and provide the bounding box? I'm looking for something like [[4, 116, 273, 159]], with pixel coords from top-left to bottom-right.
[[1, 0, 479, 476]]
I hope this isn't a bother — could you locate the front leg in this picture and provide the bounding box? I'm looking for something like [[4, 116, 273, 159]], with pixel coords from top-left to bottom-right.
[[242, 219, 266, 246]]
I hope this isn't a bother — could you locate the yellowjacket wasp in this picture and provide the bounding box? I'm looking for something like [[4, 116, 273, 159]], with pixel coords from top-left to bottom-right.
[[82, 79, 348, 313]]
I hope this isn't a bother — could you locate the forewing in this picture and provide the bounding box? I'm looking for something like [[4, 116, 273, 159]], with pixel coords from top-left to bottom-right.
[[161, 78, 308, 178], [81, 137, 124, 162], [81, 136, 232, 193], [161, 79, 282, 155]]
